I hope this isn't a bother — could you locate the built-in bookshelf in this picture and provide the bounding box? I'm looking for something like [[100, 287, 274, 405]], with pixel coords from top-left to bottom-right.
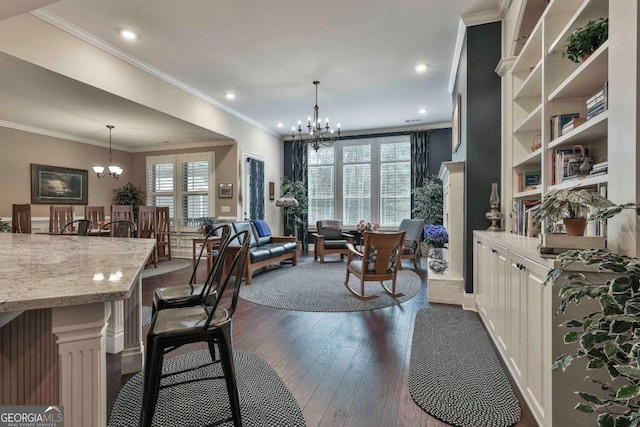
[[505, 0, 610, 237]]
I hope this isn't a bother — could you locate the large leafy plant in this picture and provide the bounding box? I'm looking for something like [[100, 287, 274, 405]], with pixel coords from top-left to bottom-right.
[[412, 175, 443, 226], [534, 188, 614, 223], [280, 177, 308, 235], [0, 216, 10, 232], [546, 202, 640, 426], [113, 182, 145, 221], [563, 18, 609, 63]]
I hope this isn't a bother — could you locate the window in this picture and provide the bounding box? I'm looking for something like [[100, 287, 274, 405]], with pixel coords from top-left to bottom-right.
[[146, 153, 214, 230], [307, 136, 411, 228]]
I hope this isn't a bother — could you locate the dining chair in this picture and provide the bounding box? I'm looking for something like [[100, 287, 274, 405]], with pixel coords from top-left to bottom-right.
[[60, 219, 93, 236], [152, 224, 232, 315], [11, 204, 31, 234], [155, 207, 172, 261], [111, 204, 133, 222], [99, 219, 136, 238], [49, 205, 74, 234], [139, 230, 250, 427], [344, 230, 406, 300], [84, 205, 105, 226], [138, 206, 157, 267]]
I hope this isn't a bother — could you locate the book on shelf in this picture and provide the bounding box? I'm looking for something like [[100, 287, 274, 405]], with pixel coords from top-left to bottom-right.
[[511, 199, 541, 236], [586, 82, 608, 120], [550, 113, 580, 141], [522, 170, 541, 191], [552, 148, 591, 184], [561, 117, 587, 135]]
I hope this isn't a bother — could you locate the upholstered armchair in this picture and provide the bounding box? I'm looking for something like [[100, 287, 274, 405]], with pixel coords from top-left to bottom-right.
[[398, 219, 426, 269], [313, 219, 354, 263]]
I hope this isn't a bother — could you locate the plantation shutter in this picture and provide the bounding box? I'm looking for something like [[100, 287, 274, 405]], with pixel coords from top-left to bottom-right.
[[308, 147, 335, 225], [379, 140, 411, 227], [342, 144, 371, 226], [181, 160, 209, 226], [147, 160, 175, 223]]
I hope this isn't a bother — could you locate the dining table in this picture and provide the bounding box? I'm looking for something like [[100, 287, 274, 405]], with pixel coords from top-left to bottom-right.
[[0, 233, 155, 427]]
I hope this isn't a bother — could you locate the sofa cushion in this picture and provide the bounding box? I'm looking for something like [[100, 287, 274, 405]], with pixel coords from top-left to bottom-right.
[[250, 247, 271, 262], [232, 221, 258, 247], [324, 239, 348, 249]]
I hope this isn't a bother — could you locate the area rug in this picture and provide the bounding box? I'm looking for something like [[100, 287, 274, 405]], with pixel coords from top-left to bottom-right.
[[141, 305, 153, 328], [408, 305, 520, 427], [141, 259, 192, 279], [108, 349, 306, 427], [239, 260, 421, 312]]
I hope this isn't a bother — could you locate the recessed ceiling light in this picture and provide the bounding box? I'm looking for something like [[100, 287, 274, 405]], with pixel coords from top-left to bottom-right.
[[415, 64, 428, 73], [225, 93, 236, 100], [121, 30, 137, 40], [276, 123, 283, 128], [419, 108, 428, 114]]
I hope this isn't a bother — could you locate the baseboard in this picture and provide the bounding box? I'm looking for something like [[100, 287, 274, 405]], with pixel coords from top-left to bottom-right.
[[462, 292, 477, 311]]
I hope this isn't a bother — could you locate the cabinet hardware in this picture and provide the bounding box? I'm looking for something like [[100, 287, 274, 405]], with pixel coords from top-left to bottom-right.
[[491, 249, 497, 254]]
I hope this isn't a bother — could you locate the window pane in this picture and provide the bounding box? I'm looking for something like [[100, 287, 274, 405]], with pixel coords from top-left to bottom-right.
[[151, 163, 173, 192], [380, 141, 411, 161], [308, 147, 335, 225], [182, 194, 208, 226], [183, 161, 208, 191], [308, 146, 334, 165], [380, 141, 411, 227], [343, 164, 371, 225], [343, 144, 371, 163]]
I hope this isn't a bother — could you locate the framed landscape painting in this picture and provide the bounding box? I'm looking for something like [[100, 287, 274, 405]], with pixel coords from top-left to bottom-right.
[[31, 164, 88, 205]]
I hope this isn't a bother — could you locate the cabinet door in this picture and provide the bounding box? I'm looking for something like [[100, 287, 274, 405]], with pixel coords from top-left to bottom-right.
[[512, 252, 551, 425], [493, 245, 509, 353], [507, 256, 526, 384], [475, 239, 491, 320]]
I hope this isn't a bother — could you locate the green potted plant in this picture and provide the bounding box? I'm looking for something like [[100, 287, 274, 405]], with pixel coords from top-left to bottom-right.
[[0, 216, 10, 232], [546, 201, 640, 426], [279, 177, 308, 238], [534, 188, 614, 236], [412, 175, 443, 226], [113, 182, 145, 222], [197, 216, 218, 235], [563, 18, 609, 63]]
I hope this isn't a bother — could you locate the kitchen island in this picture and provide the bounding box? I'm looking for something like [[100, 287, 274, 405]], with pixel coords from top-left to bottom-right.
[[0, 232, 155, 427]]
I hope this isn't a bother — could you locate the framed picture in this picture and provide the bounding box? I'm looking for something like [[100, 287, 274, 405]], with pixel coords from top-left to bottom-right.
[[218, 183, 233, 198], [452, 93, 461, 154], [31, 164, 88, 205]]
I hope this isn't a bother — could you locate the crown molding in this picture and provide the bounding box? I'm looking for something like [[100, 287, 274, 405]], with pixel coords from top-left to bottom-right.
[[129, 140, 235, 153], [495, 56, 517, 77], [497, 0, 512, 16], [0, 120, 130, 150], [448, 19, 466, 94], [461, 9, 503, 27], [30, 9, 279, 138]]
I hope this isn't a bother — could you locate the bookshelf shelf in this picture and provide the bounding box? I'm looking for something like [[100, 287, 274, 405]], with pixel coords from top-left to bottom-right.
[[514, 103, 542, 133], [548, 111, 608, 150], [513, 188, 542, 199], [513, 148, 542, 168], [512, 20, 542, 75], [514, 60, 542, 100], [549, 173, 607, 191], [547, 0, 610, 54], [547, 41, 608, 102]]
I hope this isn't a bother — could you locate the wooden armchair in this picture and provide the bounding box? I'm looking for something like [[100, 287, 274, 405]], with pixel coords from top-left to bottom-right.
[[313, 219, 354, 263], [138, 206, 157, 267], [344, 231, 406, 300], [49, 205, 74, 234], [12, 204, 31, 234], [155, 207, 172, 261], [398, 219, 426, 269], [111, 204, 133, 221], [85, 206, 105, 226]]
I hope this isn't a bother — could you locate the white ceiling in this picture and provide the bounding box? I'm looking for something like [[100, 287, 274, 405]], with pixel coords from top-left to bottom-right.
[[0, 0, 503, 150]]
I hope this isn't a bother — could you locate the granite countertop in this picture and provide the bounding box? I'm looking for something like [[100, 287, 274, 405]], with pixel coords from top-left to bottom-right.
[[0, 233, 156, 313]]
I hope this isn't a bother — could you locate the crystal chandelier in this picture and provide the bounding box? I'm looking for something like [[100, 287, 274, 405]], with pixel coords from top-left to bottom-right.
[[291, 81, 341, 151], [92, 125, 123, 179]]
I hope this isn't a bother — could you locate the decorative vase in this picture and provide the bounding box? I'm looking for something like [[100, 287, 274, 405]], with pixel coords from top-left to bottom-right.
[[485, 182, 504, 231], [563, 218, 587, 236], [428, 247, 448, 274]]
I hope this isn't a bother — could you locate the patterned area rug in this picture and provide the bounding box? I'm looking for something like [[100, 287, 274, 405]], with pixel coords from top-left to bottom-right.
[[141, 305, 153, 328], [108, 349, 306, 427], [141, 259, 192, 279], [239, 259, 421, 312], [409, 305, 521, 427]]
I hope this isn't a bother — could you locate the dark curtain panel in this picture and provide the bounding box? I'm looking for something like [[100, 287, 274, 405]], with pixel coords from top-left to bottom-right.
[[410, 130, 431, 215], [292, 141, 309, 251], [248, 157, 265, 220]]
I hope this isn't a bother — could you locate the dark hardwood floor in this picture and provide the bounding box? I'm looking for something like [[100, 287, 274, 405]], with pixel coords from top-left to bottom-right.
[[107, 254, 537, 427]]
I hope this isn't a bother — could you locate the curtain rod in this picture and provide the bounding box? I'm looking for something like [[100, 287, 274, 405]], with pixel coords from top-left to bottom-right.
[[284, 128, 435, 143]]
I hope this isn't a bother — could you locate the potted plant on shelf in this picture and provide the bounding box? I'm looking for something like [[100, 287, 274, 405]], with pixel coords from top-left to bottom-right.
[[534, 188, 614, 236], [563, 17, 609, 64], [197, 217, 218, 236], [545, 201, 640, 426]]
